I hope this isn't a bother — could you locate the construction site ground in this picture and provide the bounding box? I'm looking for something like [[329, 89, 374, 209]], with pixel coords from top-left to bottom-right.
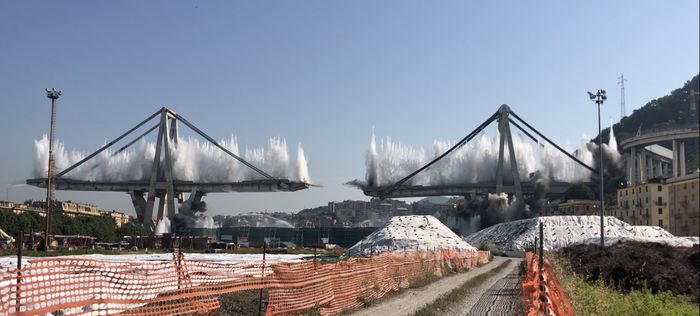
[[349, 256, 523, 316]]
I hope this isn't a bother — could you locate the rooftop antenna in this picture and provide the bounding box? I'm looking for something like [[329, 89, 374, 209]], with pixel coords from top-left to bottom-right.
[[618, 74, 627, 119]]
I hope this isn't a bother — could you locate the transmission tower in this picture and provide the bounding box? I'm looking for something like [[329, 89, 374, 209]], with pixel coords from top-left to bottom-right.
[[618, 74, 627, 119]]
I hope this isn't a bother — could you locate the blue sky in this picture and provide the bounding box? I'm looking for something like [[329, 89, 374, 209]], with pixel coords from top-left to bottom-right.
[[1, 1, 698, 216]]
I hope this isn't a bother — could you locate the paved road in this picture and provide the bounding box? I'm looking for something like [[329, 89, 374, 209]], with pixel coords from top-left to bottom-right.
[[467, 265, 523, 315]]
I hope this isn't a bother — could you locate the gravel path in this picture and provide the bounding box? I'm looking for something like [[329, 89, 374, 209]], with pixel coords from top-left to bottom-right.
[[466, 265, 523, 315], [441, 258, 522, 315], [349, 256, 517, 316]]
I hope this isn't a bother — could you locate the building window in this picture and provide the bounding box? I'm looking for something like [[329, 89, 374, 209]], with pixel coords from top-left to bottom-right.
[[658, 208, 662, 215], [657, 197, 662, 205], [646, 197, 649, 204], [684, 184, 687, 189], [626, 190, 629, 196], [645, 186, 648, 192], [658, 219, 663, 227], [658, 185, 662, 191], [638, 187, 641, 193]]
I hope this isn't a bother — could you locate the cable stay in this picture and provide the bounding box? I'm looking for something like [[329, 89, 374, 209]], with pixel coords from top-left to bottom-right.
[[379, 110, 499, 198]]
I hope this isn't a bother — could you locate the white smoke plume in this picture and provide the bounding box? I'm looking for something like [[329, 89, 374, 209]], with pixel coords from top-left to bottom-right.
[[295, 143, 310, 183], [33, 135, 311, 183], [218, 213, 295, 228], [364, 127, 620, 186], [155, 217, 171, 235]]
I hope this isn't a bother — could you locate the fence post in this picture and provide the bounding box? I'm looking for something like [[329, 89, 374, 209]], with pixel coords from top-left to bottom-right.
[[16, 230, 23, 313], [258, 240, 267, 316], [176, 237, 183, 291], [538, 222, 543, 273], [313, 244, 317, 272], [538, 221, 547, 313]]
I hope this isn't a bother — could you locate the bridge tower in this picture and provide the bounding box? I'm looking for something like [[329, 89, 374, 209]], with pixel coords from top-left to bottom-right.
[[131, 108, 182, 230], [495, 104, 524, 204]]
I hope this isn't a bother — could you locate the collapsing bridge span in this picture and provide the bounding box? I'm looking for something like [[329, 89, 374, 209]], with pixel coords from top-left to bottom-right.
[[27, 107, 310, 232], [358, 104, 598, 203]]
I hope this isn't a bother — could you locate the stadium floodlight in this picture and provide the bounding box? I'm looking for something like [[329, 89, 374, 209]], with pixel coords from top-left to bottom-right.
[[43, 88, 61, 251], [588, 89, 606, 247]]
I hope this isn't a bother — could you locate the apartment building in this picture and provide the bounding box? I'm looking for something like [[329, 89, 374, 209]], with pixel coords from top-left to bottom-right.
[[555, 199, 600, 216], [667, 175, 700, 236], [617, 178, 670, 229]]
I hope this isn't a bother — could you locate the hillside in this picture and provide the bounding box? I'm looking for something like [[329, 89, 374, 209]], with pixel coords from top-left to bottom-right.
[[598, 74, 699, 172]]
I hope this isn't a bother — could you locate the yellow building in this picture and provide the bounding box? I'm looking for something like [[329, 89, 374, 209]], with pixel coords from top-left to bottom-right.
[[555, 199, 600, 216], [667, 175, 700, 236], [102, 210, 131, 228], [617, 179, 670, 229], [59, 201, 102, 217]]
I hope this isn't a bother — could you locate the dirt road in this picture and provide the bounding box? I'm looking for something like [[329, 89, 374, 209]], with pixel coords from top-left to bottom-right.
[[349, 256, 522, 316]]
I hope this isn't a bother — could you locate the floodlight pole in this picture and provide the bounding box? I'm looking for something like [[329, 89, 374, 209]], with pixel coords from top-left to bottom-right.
[[44, 88, 61, 251], [588, 89, 607, 247]]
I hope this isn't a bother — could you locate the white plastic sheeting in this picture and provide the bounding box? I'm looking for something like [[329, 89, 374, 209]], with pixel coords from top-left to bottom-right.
[[464, 216, 697, 254], [348, 215, 477, 256]]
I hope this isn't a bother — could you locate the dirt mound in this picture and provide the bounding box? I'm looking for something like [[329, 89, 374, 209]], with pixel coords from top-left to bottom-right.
[[559, 241, 699, 303]]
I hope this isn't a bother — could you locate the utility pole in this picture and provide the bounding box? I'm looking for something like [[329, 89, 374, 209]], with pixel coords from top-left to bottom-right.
[[618, 74, 627, 120], [588, 89, 607, 247], [44, 88, 61, 251]]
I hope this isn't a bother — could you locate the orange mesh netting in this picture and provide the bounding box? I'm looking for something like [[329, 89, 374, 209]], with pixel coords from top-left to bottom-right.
[[0, 249, 489, 315], [521, 252, 574, 316]]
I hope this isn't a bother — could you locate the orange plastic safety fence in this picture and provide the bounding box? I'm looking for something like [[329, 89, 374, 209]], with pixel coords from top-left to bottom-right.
[[0, 249, 489, 316], [521, 252, 575, 316], [264, 249, 489, 316]]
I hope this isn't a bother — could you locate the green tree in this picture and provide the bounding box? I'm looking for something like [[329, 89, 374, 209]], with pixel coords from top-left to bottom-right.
[[564, 183, 595, 200], [116, 222, 146, 238]]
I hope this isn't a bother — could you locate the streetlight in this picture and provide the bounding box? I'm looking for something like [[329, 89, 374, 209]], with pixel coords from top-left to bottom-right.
[[44, 88, 61, 251], [588, 89, 606, 247]]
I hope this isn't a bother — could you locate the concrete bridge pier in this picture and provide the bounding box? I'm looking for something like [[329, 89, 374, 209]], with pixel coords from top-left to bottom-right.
[[679, 141, 686, 176]]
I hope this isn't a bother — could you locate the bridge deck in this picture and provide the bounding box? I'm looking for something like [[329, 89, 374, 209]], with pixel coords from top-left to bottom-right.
[[26, 178, 310, 193], [620, 127, 699, 150], [361, 181, 569, 198]]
